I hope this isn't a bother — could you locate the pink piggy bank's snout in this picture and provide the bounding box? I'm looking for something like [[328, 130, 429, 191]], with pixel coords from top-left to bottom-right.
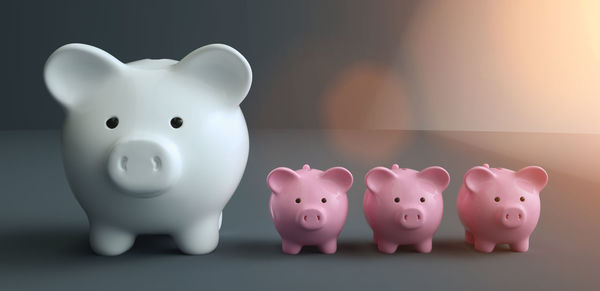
[[107, 137, 182, 197], [297, 208, 327, 230], [396, 208, 425, 229], [501, 207, 526, 228]]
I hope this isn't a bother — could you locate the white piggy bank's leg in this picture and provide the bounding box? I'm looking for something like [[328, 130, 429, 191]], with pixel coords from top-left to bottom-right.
[[89, 222, 135, 256], [173, 214, 220, 255]]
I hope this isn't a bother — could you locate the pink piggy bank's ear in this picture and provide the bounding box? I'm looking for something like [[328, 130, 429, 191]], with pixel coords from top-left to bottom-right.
[[464, 166, 496, 193], [321, 167, 353, 192], [267, 167, 300, 195], [418, 166, 450, 193], [365, 167, 397, 194], [515, 166, 548, 193]]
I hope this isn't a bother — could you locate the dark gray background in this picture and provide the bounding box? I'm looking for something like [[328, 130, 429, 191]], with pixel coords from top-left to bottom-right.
[[1, 0, 416, 130], [1, 130, 599, 290]]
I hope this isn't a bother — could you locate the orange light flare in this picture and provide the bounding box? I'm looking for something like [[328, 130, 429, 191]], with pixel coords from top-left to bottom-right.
[[321, 62, 413, 164], [402, 0, 600, 183], [403, 0, 600, 133], [581, 0, 600, 61]]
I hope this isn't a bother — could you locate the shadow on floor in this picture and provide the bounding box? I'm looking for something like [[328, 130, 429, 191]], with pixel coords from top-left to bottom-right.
[[0, 227, 92, 268], [0, 228, 186, 268], [0, 227, 518, 268], [215, 236, 515, 259]]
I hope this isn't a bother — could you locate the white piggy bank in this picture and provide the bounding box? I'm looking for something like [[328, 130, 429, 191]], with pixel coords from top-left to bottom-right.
[[44, 43, 252, 255]]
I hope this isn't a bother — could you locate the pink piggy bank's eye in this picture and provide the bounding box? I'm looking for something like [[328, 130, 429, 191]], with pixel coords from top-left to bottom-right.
[[321, 198, 327, 203], [295, 198, 301, 203], [494, 196, 501, 202], [420, 197, 426, 203], [520, 196, 525, 202], [394, 197, 400, 203]]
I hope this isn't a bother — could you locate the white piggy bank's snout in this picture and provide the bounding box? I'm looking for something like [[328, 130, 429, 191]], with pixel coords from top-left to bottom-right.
[[107, 136, 182, 197]]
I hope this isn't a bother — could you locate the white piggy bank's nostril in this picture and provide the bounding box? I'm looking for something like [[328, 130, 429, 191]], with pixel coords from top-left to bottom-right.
[[107, 137, 181, 197], [152, 156, 162, 171], [120, 156, 128, 171]]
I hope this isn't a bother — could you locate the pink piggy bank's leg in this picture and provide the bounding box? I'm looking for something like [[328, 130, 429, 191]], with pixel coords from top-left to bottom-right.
[[281, 240, 302, 255], [414, 238, 433, 253], [465, 230, 474, 244], [377, 240, 399, 254], [473, 237, 496, 253], [318, 239, 338, 254], [373, 233, 379, 244], [510, 238, 530, 252]]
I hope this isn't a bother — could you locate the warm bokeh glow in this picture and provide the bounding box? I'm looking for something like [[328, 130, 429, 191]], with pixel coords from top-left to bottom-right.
[[320, 62, 412, 163], [582, 0, 600, 61], [250, 1, 600, 180], [321, 62, 412, 129], [402, 0, 600, 133], [397, 0, 600, 182]]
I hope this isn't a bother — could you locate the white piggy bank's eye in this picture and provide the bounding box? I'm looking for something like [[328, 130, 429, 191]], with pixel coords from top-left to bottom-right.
[[170, 117, 183, 129], [105, 116, 119, 129]]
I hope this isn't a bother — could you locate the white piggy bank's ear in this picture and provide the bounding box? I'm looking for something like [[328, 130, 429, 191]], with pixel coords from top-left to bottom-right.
[[515, 166, 548, 193], [321, 167, 353, 192], [365, 167, 397, 194], [267, 167, 300, 195], [174, 44, 252, 106], [464, 166, 496, 193], [44, 43, 124, 109], [418, 166, 450, 193]]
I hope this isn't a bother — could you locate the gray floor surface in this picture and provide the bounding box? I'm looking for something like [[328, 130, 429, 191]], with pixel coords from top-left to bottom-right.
[[1, 129, 598, 290]]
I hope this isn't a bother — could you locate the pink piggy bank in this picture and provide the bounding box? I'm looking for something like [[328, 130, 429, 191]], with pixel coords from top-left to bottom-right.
[[267, 164, 353, 254], [457, 164, 548, 253], [363, 164, 450, 254]]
